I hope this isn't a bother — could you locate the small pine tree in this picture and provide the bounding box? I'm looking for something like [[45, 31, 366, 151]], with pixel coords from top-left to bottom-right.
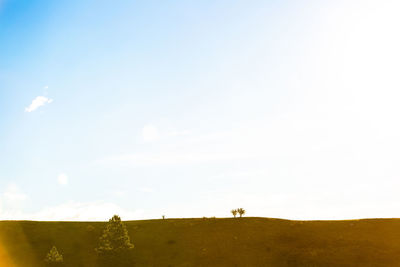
[[237, 208, 245, 218], [44, 246, 63, 266], [231, 209, 238, 218], [96, 215, 134, 266]]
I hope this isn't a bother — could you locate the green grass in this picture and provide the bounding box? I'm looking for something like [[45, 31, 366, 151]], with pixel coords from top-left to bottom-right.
[[1, 217, 400, 266]]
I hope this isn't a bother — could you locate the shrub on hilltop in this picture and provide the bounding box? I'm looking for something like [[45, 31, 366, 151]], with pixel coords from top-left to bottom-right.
[[96, 215, 134, 266]]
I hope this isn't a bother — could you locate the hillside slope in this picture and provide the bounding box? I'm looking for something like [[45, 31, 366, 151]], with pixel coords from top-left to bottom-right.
[[1, 217, 400, 266]]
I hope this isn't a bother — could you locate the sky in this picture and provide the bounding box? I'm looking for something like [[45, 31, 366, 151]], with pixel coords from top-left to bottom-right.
[[1, 0, 400, 221]]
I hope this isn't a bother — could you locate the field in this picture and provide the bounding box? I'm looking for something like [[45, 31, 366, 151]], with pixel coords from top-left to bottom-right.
[[1, 217, 400, 266]]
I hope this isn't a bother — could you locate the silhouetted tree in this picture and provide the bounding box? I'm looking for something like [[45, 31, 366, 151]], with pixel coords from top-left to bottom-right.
[[44, 246, 63, 266], [237, 208, 245, 218], [231, 209, 238, 218], [96, 215, 134, 266]]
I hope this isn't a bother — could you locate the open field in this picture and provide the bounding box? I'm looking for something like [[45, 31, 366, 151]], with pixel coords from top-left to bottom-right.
[[1, 217, 400, 266]]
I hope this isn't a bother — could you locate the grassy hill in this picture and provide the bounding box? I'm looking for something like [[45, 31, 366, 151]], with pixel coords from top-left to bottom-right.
[[1, 217, 400, 266]]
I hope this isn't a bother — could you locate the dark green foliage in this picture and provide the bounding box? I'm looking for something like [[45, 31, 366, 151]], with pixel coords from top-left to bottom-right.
[[96, 215, 134, 266], [44, 246, 63, 266], [96, 215, 134, 252]]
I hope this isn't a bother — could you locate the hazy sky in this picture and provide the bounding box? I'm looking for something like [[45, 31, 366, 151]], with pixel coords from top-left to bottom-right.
[[1, 0, 400, 220]]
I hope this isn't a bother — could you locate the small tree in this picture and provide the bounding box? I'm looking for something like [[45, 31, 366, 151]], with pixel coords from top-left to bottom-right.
[[231, 209, 238, 218], [96, 215, 134, 266], [237, 208, 245, 218], [44, 246, 63, 266]]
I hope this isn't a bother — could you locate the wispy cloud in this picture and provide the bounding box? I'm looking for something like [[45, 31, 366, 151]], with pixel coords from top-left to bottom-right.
[[142, 124, 160, 142], [29, 201, 143, 221], [25, 96, 53, 112], [141, 124, 191, 142], [168, 129, 191, 137], [2, 183, 28, 203], [111, 190, 126, 198], [0, 185, 143, 220], [139, 187, 155, 193], [96, 151, 253, 167], [0, 183, 28, 215], [57, 173, 69, 186], [98, 127, 257, 167]]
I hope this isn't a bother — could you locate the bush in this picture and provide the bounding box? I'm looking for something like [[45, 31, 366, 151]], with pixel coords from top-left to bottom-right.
[[96, 215, 134, 266], [44, 246, 63, 266]]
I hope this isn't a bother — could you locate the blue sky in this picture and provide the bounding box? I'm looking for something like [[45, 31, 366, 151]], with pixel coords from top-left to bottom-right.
[[2, 0, 400, 220]]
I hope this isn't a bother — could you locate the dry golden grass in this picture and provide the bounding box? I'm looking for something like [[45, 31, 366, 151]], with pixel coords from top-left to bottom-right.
[[1, 217, 400, 266]]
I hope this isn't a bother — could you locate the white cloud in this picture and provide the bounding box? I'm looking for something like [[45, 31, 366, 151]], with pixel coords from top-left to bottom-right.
[[139, 187, 155, 193], [0, 184, 144, 220], [2, 184, 28, 203], [0, 199, 144, 221], [30, 201, 144, 221], [57, 173, 69, 186], [112, 190, 126, 198], [141, 124, 160, 142], [0, 183, 28, 218], [96, 127, 257, 167], [168, 129, 191, 137], [140, 124, 191, 143], [97, 151, 252, 167], [25, 96, 53, 112]]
